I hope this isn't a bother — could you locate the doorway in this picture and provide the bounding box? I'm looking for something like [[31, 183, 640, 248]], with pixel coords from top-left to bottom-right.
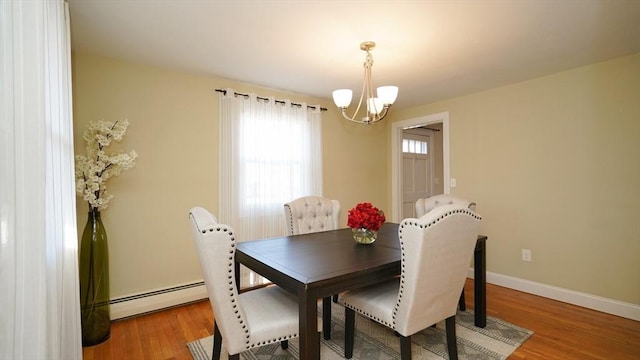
[[401, 128, 435, 218], [391, 112, 450, 222]]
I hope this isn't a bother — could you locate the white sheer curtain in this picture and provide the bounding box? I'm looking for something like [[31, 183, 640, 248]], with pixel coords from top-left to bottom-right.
[[219, 89, 322, 241], [0, 1, 82, 359]]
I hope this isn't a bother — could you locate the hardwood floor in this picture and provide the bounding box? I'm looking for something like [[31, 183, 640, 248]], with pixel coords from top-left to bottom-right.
[[82, 279, 640, 360]]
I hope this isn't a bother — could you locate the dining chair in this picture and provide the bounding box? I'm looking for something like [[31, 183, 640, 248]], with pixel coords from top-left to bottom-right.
[[284, 195, 340, 235], [189, 207, 320, 360], [284, 195, 340, 339], [415, 194, 476, 218], [340, 204, 482, 360], [415, 194, 476, 311]]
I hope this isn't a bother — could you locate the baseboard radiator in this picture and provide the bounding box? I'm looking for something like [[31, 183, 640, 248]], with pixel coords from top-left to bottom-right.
[[109, 271, 640, 321], [109, 268, 268, 320], [110, 281, 208, 320]]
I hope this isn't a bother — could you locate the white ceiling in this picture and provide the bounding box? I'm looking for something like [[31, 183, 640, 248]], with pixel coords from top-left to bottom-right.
[[67, 0, 639, 110]]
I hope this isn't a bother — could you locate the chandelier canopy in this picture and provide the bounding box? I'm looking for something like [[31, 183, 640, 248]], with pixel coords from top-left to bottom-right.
[[332, 41, 398, 125]]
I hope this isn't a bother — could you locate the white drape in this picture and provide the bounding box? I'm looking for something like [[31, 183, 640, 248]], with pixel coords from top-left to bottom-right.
[[219, 90, 323, 242], [0, 1, 82, 359]]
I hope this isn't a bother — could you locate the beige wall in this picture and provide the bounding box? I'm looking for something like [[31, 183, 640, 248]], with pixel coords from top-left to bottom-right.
[[73, 52, 639, 306], [388, 54, 640, 304], [72, 53, 388, 298]]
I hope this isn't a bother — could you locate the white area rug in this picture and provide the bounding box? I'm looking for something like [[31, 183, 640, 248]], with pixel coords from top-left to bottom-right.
[[187, 303, 533, 360]]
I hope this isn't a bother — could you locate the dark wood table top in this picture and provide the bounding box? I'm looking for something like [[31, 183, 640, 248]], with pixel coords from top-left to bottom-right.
[[235, 222, 401, 296]]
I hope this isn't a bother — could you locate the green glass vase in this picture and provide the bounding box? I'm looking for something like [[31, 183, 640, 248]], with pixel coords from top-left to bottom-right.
[[79, 209, 111, 346]]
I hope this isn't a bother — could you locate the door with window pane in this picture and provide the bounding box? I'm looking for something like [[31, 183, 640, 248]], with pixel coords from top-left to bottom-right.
[[402, 129, 434, 219]]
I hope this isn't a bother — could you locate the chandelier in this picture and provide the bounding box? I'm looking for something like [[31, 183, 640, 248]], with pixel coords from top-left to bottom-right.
[[332, 41, 398, 124]]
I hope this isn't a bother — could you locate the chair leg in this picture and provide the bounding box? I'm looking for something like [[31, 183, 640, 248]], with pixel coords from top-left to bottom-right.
[[400, 334, 412, 360], [445, 315, 458, 360], [458, 289, 466, 311], [213, 322, 222, 360], [280, 340, 288, 349], [344, 308, 355, 359], [317, 331, 321, 358], [322, 296, 332, 339]]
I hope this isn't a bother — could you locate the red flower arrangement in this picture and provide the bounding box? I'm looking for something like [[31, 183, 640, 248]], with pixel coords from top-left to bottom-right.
[[347, 202, 386, 231]]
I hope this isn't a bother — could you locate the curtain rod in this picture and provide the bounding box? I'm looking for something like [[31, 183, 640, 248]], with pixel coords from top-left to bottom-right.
[[215, 89, 327, 111]]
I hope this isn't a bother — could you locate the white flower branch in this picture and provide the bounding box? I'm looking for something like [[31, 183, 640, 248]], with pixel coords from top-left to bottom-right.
[[75, 119, 138, 211]]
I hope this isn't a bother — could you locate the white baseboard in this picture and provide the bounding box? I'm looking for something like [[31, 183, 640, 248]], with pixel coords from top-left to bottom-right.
[[110, 273, 640, 322], [110, 281, 208, 320], [468, 269, 640, 321]]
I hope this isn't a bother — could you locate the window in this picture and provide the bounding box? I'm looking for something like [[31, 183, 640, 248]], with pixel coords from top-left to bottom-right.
[[219, 91, 322, 241], [239, 115, 312, 212], [403, 138, 428, 154]]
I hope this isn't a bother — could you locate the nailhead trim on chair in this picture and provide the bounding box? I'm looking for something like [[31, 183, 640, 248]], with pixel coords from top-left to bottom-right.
[[201, 223, 300, 351], [199, 224, 253, 346], [284, 203, 295, 234], [392, 208, 482, 328], [248, 333, 298, 349]]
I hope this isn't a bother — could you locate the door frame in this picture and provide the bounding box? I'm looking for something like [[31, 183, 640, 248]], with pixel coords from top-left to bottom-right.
[[391, 112, 450, 222]]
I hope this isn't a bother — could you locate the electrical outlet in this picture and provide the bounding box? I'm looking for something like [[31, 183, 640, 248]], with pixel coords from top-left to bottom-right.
[[450, 178, 457, 188], [522, 249, 532, 262]]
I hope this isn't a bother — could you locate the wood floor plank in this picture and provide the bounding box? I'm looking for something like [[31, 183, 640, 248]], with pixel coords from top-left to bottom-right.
[[480, 282, 640, 360], [82, 279, 640, 359]]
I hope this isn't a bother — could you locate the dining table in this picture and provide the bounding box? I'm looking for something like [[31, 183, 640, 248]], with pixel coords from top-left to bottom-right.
[[234, 222, 487, 360]]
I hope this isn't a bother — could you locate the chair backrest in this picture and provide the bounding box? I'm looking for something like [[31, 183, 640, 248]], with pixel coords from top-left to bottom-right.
[[284, 196, 340, 235], [393, 204, 481, 336], [189, 207, 248, 353], [415, 194, 476, 218]]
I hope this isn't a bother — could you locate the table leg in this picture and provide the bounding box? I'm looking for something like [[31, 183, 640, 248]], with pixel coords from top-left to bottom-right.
[[458, 289, 466, 311], [322, 297, 331, 340], [474, 237, 487, 328], [234, 261, 240, 290], [299, 288, 320, 360]]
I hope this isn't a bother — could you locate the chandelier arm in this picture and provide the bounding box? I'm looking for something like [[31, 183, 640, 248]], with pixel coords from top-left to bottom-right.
[[354, 68, 368, 118], [365, 52, 376, 117], [375, 106, 390, 122], [340, 58, 371, 122], [342, 106, 389, 124], [364, 105, 390, 124], [344, 110, 367, 123]]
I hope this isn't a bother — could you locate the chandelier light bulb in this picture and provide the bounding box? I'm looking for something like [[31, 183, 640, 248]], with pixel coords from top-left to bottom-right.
[[332, 89, 353, 108], [377, 86, 398, 105]]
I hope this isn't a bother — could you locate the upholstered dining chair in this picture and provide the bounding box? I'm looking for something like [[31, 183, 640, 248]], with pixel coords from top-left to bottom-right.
[[189, 207, 320, 360], [284, 195, 340, 339], [415, 194, 477, 311], [284, 195, 340, 235], [415, 194, 476, 218], [340, 204, 482, 360]]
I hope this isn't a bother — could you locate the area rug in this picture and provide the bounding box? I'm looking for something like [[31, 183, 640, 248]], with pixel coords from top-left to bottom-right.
[[187, 303, 533, 360]]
